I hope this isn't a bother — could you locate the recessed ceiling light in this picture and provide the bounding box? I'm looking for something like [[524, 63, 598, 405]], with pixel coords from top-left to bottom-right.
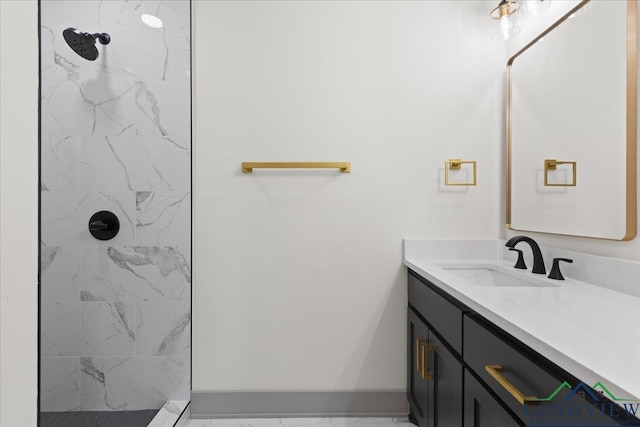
[[141, 14, 163, 29]]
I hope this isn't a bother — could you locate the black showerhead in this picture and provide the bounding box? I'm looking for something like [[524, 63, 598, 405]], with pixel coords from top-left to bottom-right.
[[62, 28, 111, 61]]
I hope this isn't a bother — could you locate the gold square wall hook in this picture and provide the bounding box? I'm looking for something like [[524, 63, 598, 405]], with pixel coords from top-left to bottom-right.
[[544, 159, 577, 186], [444, 159, 477, 186]]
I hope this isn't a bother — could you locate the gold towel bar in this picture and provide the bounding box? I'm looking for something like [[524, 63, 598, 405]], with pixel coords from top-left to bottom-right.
[[242, 162, 351, 173]]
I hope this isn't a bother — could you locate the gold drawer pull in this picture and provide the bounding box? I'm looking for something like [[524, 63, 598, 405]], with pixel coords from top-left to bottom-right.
[[485, 365, 539, 405], [416, 339, 426, 371], [421, 343, 434, 380]]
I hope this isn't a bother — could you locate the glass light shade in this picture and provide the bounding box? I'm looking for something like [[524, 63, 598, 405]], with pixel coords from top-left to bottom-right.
[[518, 0, 551, 18], [492, 16, 521, 41]]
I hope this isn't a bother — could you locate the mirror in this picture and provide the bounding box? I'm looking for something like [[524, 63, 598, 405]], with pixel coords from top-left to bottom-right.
[[507, 0, 637, 240]]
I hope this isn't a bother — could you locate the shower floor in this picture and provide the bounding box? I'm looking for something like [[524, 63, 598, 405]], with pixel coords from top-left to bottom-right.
[[40, 409, 159, 427]]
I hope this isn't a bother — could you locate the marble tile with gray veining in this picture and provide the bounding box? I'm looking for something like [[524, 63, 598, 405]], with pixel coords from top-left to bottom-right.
[[134, 135, 191, 191], [41, 302, 83, 357], [40, 23, 81, 82], [135, 80, 191, 136], [41, 246, 82, 302], [41, 191, 136, 246], [101, 1, 191, 83], [41, 302, 136, 357], [41, 79, 98, 136], [81, 246, 191, 302], [40, 0, 192, 413], [42, 1, 190, 84], [81, 135, 190, 192], [40, 356, 81, 412], [136, 192, 191, 248], [41, 135, 81, 191], [136, 302, 191, 356], [80, 355, 190, 411], [42, 74, 136, 137]]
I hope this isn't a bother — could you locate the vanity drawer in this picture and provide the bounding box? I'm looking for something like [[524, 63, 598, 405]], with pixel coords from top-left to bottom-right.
[[463, 314, 624, 425], [464, 314, 559, 421], [408, 271, 462, 355]]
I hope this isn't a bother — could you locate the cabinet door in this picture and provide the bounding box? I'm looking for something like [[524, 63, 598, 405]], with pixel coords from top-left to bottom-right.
[[408, 308, 463, 427], [428, 332, 462, 427], [464, 370, 523, 427], [408, 309, 431, 427]]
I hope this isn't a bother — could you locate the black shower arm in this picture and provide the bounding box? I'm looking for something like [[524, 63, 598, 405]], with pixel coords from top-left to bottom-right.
[[90, 33, 111, 45]]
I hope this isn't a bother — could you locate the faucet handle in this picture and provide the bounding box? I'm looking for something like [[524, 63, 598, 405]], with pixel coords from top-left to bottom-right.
[[508, 248, 527, 270], [548, 258, 573, 280]]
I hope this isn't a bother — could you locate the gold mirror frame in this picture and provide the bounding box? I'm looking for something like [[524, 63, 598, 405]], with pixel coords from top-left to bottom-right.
[[506, 0, 637, 241]]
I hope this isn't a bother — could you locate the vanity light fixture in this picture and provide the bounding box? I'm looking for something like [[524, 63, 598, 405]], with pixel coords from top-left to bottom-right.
[[490, 0, 521, 41], [518, 0, 551, 18]]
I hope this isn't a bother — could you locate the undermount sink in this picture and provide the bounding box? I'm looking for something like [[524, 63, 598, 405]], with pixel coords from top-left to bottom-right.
[[438, 264, 559, 288]]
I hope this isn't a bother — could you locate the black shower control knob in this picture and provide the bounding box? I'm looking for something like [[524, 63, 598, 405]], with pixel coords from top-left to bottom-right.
[[88, 211, 120, 241]]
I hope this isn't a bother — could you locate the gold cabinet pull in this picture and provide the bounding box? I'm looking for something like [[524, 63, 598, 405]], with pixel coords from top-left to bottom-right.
[[485, 365, 539, 405], [421, 343, 434, 380], [416, 339, 426, 371]]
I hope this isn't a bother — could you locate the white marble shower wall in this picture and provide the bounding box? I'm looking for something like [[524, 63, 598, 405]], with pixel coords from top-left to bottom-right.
[[39, 0, 191, 412]]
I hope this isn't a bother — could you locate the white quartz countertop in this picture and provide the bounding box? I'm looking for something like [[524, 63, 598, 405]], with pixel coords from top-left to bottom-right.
[[404, 257, 640, 402]]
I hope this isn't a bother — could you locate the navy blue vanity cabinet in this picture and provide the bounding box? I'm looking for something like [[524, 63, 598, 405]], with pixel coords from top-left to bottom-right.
[[463, 370, 522, 427], [408, 308, 463, 427], [408, 272, 464, 427], [408, 308, 430, 427], [407, 269, 638, 427], [463, 313, 634, 427]]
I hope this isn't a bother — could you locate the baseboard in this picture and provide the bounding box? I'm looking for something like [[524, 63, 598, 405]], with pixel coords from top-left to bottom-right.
[[190, 391, 408, 419]]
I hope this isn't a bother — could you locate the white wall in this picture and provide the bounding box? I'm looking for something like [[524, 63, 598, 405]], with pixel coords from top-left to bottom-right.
[[0, 0, 39, 425], [193, 1, 505, 392], [503, 0, 640, 261]]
